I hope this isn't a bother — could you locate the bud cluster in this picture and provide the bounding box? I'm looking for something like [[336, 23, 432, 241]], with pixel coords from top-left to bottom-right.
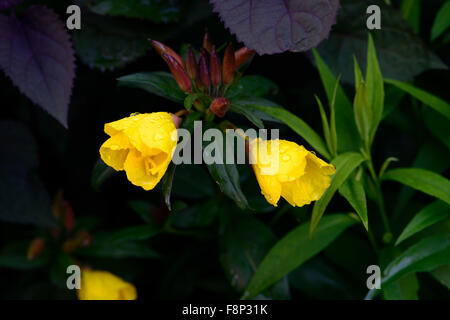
[[150, 31, 255, 118]]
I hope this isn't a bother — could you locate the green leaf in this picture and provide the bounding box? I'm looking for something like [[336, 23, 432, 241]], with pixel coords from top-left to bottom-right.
[[243, 214, 357, 299], [207, 162, 249, 210], [243, 104, 331, 160], [382, 168, 450, 205], [72, 13, 151, 70], [353, 82, 372, 145], [384, 79, 450, 120], [401, 0, 421, 34], [310, 152, 365, 235], [314, 95, 332, 156], [220, 214, 289, 299], [229, 103, 264, 128], [91, 158, 115, 191], [312, 49, 359, 153], [339, 172, 368, 230], [431, 1, 450, 41], [396, 201, 450, 245], [87, 0, 184, 23], [382, 233, 450, 287], [315, 0, 446, 83], [226, 75, 278, 99], [110, 225, 161, 243], [380, 247, 419, 300], [366, 34, 384, 143], [118, 72, 186, 103], [161, 163, 176, 210]]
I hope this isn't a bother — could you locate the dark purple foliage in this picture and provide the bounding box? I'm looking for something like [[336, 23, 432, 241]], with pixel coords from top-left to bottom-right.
[[0, 6, 75, 127], [0, 0, 24, 10], [210, 0, 340, 54]]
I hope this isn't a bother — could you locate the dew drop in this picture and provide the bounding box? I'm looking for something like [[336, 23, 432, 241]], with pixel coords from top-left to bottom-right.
[[282, 155, 291, 161]]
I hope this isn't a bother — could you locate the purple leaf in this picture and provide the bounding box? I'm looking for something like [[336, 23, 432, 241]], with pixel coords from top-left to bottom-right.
[[210, 0, 340, 54], [0, 0, 24, 10], [0, 6, 75, 127]]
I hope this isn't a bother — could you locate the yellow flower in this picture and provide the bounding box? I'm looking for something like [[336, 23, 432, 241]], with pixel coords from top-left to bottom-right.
[[100, 112, 177, 190], [250, 139, 335, 207], [77, 269, 137, 300]]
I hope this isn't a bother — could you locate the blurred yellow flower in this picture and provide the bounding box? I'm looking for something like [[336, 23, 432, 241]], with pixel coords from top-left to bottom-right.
[[100, 112, 177, 190], [250, 139, 335, 207], [77, 269, 137, 300]]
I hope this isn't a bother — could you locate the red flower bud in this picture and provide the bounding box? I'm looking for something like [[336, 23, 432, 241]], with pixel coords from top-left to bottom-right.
[[203, 30, 213, 53], [186, 44, 198, 80], [163, 53, 192, 93], [222, 43, 236, 85], [27, 237, 45, 260], [210, 46, 221, 87], [198, 49, 211, 90], [209, 98, 231, 118], [235, 47, 255, 68], [149, 39, 185, 69]]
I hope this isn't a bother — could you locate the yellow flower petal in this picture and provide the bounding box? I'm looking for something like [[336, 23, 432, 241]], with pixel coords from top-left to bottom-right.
[[137, 112, 178, 156], [100, 112, 177, 191], [77, 269, 137, 300], [253, 165, 282, 206], [104, 113, 147, 137], [99, 132, 131, 171], [123, 149, 168, 191], [251, 139, 335, 207]]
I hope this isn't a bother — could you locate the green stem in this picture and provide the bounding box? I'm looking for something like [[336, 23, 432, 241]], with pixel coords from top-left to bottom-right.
[[366, 150, 392, 243], [367, 227, 380, 254]]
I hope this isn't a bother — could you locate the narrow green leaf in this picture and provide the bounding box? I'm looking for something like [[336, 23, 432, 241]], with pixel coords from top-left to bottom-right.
[[314, 95, 332, 156], [366, 34, 384, 143], [243, 104, 331, 160], [396, 201, 450, 245], [339, 173, 368, 230], [384, 79, 450, 120], [329, 76, 340, 157], [312, 49, 359, 152], [229, 103, 264, 128], [382, 233, 450, 286], [161, 163, 176, 210], [382, 168, 450, 204], [117, 71, 185, 103], [353, 56, 364, 89], [243, 214, 356, 299], [310, 152, 365, 235], [353, 82, 372, 145], [431, 1, 450, 40], [226, 75, 278, 99]]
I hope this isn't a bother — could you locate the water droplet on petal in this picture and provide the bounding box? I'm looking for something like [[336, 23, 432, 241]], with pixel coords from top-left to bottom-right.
[[282, 155, 291, 161]]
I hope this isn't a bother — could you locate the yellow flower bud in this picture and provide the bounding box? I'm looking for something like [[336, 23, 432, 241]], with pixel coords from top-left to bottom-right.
[[100, 112, 177, 191], [77, 269, 137, 300], [250, 139, 335, 207]]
